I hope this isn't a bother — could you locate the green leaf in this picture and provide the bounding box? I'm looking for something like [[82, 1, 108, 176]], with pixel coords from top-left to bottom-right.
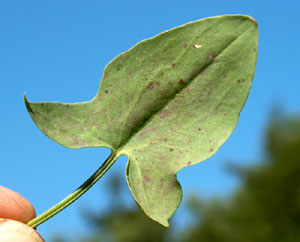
[[25, 15, 258, 226]]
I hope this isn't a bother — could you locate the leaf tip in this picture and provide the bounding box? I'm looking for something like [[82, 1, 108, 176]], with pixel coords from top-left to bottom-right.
[[147, 215, 170, 227], [160, 220, 170, 227], [240, 15, 257, 27], [24, 94, 34, 114], [249, 16, 258, 25]]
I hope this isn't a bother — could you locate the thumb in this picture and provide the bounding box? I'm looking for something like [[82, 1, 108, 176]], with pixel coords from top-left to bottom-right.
[[0, 219, 44, 242]]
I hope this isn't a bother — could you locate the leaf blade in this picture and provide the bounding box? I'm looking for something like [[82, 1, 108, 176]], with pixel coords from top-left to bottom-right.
[[25, 15, 258, 226]]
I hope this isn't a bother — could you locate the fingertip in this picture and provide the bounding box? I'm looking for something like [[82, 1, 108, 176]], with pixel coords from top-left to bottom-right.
[[0, 219, 44, 242], [0, 186, 36, 223]]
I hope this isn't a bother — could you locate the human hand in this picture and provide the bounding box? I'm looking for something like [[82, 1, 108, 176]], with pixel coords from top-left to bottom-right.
[[0, 186, 44, 242]]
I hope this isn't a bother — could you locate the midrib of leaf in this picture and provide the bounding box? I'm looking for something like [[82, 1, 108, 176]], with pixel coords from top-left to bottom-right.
[[116, 24, 254, 153]]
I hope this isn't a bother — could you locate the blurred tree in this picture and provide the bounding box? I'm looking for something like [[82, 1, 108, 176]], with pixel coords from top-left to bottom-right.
[[183, 116, 300, 242], [74, 173, 170, 242], [52, 116, 300, 242]]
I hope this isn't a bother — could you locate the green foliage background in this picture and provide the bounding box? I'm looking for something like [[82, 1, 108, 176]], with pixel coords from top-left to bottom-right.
[[52, 114, 300, 242]]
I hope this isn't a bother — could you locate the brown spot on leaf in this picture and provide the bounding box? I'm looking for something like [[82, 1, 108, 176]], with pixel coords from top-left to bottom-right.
[[184, 43, 188, 48], [161, 72, 164, 76], [144, 175, 150, 182], [105, 90, 109, 94], [138, 130, 146, 138], [172, 63, 176, 67], [171, 106, 178, 111], [159, 111, 169, 119], [178, 79, 184, 85], [198, 128, 201, 131], [237, 79, 245, 84], [184, 87, 190, 93], [147, 82, 155, 90], [164, 138, 168, 142], [117, 67, 120, 71], [207, 52, 217, 62], [151, 127, 157, 132], [210, 148, 214, 152], [253, 48, 257, 52], [170, 148, 174, 152], [187, 161, 192, 165]]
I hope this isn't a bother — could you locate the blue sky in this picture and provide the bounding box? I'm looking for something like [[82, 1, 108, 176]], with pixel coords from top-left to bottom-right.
[[1, 0, 299, 240]]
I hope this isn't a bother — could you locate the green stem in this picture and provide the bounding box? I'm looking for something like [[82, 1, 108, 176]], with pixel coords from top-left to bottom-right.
[[27, 150, 118, 228]]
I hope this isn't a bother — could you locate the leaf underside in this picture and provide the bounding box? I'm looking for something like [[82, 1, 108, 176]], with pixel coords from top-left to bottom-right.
[[25, 15, 258, 226]]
